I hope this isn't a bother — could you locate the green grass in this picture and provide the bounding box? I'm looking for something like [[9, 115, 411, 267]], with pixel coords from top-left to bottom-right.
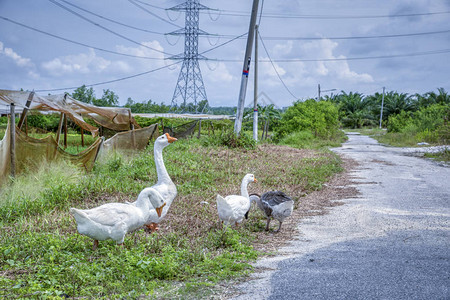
[[346, 127, 447, 147], [424, 148, 450, 162], [0, 134, 344, 298], [278, 130, 347, 149]]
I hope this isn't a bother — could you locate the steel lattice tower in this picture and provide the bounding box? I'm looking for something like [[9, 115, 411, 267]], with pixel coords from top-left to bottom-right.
[[168, 0, 210, 113]]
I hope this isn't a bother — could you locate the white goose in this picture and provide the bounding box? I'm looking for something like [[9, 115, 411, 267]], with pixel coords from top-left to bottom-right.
[[70, 188, 166, 250], [135, 133, 177, 232], [216, 173, 257, 226], [249, 191, 294, 232]]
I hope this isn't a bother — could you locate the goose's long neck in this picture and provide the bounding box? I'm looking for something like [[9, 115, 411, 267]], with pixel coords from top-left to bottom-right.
[[154, 145, 171, 184], [241, 179, 250, 199]]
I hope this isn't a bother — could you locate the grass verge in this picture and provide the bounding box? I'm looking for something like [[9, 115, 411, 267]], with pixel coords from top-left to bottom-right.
[[0, 137, 344, 298]]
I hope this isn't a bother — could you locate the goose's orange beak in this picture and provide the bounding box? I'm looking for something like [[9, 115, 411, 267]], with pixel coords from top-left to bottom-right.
[[156, 202, 166, 217], [254, 178, 258, 183], [165, 133, 177, 143]]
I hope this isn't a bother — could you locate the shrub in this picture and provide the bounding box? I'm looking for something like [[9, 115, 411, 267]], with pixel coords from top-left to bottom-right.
[[274, 99, 340, 141]]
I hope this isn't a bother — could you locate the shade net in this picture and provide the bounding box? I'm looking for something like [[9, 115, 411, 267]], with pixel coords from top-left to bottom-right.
[[99, 123, 159, 156], [163, 120, 199, 139], [0, 120, 102, 186]]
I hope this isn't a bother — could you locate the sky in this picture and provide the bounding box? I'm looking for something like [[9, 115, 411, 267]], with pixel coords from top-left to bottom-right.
[[1, 0, 449, 110]]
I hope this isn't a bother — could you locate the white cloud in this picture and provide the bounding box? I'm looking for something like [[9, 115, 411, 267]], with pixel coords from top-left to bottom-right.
[[298, 39, 374, 83], [41, 49, 123, 76], [204, 61, 233, 82], [0, 41, 34, 68]]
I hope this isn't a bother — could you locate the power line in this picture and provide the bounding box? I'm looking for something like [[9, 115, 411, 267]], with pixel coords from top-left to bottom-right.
[[199, 32, 247, 55], [261, 29, 450, 41], [127, 0, 183, 29], [0, 15, 246, 61], [205, 48, 450, 63], [130, 1, 450, 20], [206, 10, 450, 20], [48, 0, 173, 56], [35, 61, 182, 92], [258, 32, 298, 100], [0, 16, 166, 60], [57, 0, 166, 35]]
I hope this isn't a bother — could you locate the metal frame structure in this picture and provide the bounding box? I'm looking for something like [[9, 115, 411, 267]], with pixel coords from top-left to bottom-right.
[[167, 0, 211, 113]]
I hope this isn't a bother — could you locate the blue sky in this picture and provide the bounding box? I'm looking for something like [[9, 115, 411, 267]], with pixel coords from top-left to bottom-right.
[[1, 0, 449, 109]]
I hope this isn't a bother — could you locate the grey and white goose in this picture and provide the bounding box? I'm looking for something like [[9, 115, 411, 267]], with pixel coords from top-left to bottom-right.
[[249, 191, 294, 232]]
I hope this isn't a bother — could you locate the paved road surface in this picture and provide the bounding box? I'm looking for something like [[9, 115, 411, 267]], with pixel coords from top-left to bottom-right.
[[232, 133, 449, 300]]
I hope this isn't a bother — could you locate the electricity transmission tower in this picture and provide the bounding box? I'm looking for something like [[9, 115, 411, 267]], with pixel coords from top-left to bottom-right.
[[167, 0, 212, 113]]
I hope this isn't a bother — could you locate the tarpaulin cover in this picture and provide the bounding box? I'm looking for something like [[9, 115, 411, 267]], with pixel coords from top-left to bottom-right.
[[0, 90, 140, 134], [0, 120, 102, 185]]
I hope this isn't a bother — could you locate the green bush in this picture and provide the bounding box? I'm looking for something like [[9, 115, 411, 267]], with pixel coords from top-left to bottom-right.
[[274, 99, 340, 141], [384, 104, 449, 145]]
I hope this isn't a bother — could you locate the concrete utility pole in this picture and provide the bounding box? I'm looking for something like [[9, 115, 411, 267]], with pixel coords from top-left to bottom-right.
[[318, 84, 321, 101], [253, 25, 259, 141], [379, 86, 385, 128], [234, 0, 260, 135]]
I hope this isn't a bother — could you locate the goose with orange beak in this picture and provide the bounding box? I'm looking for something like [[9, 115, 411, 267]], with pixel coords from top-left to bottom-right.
[[131, 133, 178, 233], [70, 187, 166, 250]]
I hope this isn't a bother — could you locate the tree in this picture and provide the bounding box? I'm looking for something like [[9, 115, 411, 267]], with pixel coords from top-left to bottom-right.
[[382, 92, 414, 119], [93, 89, 119, 107], [71, 85, 96, 104], [415, 88, 450, 109], [335, 91, 372, 128]]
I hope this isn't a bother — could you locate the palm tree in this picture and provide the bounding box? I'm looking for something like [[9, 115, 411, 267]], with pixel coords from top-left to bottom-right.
[[335, 91, 372, 128], [382, 92, 414, 119], [416, 88, 450, 109]]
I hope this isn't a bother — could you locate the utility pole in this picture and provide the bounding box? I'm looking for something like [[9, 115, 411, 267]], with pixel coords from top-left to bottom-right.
[[379, 86, 385, 129], [318, 84, 321, 101], [253, 25, 259, 141], [234, 0, 260, 135]]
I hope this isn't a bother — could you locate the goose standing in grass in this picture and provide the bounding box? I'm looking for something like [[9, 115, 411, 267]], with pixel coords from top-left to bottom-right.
[[131, 133, 177, 233], [70, 188, 166, 250], [216, 173, 257, 226], [249, 191, 294, 232]]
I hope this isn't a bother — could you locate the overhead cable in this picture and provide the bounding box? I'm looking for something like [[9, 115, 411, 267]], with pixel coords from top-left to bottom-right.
[[130, 1, 450, 20], [35, 61, 182, 92], [0, 16, 166, 60], [205, 48, 450, 63], [205, 10, 450, 20], [258, 32, 298, 100], [127, 0, 182, 29], [48, 0, 173, 56], [199, 32, 248, 55], [261, 29, 450, 41], [57, 0, 165, 35]]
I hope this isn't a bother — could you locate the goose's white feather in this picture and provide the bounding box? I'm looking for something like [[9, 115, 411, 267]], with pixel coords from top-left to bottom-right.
[[70, 188, 165, 245], [216, 174, 256, 226]]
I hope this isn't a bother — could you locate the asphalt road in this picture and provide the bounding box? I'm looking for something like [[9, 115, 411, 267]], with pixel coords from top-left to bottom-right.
[[232, 133, 450, 300]]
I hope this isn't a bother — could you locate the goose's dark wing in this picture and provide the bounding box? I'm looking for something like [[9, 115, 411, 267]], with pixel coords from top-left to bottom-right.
[[261, 191, 293, 207]]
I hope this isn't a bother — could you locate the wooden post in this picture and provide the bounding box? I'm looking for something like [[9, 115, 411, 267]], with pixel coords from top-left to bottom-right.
[[10, 104, 15, 178], [56, 112, 64, 145], [129, 109, 135, 148], [63, 113, 68, 149], [18, 91, 34, 129], [80, 128, 85, 147], [197, 120, 202, 138], [25, 116, 28, 136]]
